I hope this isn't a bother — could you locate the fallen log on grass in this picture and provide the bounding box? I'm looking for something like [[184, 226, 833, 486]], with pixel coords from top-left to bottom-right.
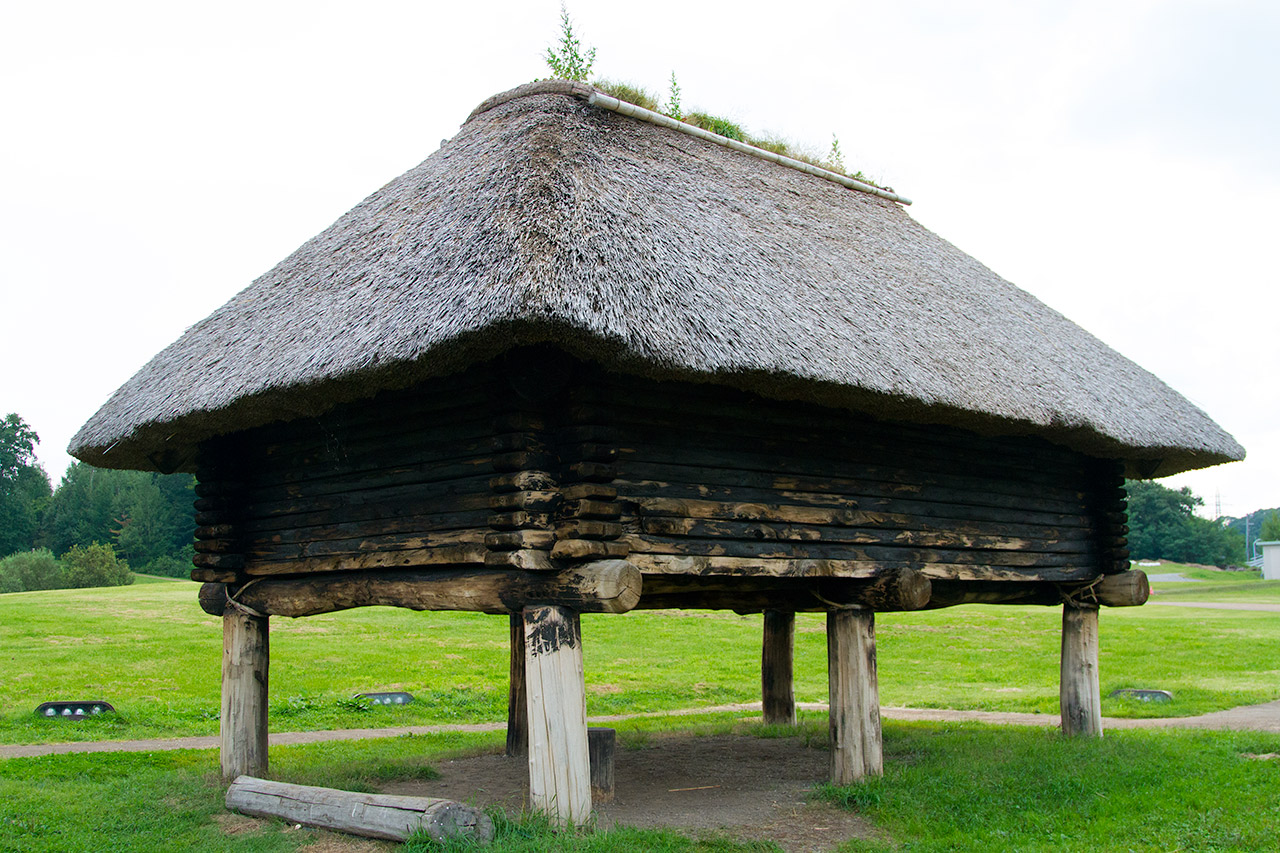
[[225, 775, 493, 844]]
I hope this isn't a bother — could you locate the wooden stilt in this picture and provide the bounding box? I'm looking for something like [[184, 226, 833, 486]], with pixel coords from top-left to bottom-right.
[[827, 608, 882, 784], [762, 609, 796, 725], [1060, 604, 1102, 737], [221, 607, 269, 780], [506, 613, 528, 757], [523, 605, 591, 825], [587, 727, 616, 803]]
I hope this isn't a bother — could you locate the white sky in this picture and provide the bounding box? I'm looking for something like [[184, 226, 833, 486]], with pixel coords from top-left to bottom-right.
[[1, 0, 1275, 517]]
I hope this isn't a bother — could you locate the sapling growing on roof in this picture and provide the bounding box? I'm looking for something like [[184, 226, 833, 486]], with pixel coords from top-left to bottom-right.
[[666, 71, 683, 120], [544, 4, 596, 82]]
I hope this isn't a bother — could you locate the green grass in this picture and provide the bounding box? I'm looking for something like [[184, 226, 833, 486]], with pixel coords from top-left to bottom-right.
[[4, 718, 1278, 852], [4, 580, 1280, 742]]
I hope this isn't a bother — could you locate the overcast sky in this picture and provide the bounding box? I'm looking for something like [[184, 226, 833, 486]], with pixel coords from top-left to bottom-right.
[[2, 0, 1276, 518]]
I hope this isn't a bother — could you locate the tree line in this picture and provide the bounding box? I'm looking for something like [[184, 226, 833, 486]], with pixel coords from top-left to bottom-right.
[[1125, 479, 1275, 567], [1, 414, 195, 592]]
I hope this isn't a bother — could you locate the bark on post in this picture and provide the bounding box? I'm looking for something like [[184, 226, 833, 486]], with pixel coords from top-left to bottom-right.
[[523, 605, 591, 825], [762, 609, 796, 725], [221, 607, 269, 780], [506, 613, 528, 757], [827, 608, 882, 784], [1060, 604, 1103, 737]]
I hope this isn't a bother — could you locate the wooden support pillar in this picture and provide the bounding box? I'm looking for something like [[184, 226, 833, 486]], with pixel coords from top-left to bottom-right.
[[1060, 604, 1102, 737], [827, 608, 882, 784], [506, 613, 528, 757], [762, 609, 796, 725], [523, 605, 591, 825], [221, 608, 269, 780], [587, 727, 616, 803]]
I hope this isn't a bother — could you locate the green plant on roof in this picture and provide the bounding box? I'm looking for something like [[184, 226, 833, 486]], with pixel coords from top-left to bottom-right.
[[666, 71, 683, 120], [544, 3, 596, 82], [828, 134, 846, 173], [682, 112, 745, 142], [595, 80, 659, 112]]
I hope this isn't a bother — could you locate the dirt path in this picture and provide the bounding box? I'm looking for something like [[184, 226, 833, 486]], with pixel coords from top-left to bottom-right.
[[1146, 600, 1280, 612], [5, 698, 1280, 761]]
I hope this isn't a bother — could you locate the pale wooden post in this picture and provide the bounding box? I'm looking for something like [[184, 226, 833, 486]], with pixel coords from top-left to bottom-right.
[[523, 605, 591, 825], [827, 608, 882, 784], [506, 613, 528, 757], [762, 609, 796, 725], [1060, 603, 1103, 736], [221, 607, 269, 779]]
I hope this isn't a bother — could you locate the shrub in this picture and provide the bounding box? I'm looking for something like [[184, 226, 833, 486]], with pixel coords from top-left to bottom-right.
[[62, 542, 133, 589], [141, 554, 191, 579], [0, 548, 63, 592]]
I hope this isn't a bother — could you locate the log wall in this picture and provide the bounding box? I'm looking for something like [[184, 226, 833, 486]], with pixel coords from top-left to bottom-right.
[[190, 351, 1128, 598]]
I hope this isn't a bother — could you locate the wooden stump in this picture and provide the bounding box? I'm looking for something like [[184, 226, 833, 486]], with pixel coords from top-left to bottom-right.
[[827, 608, 882, 784], [762, 609, 796, 725], [226, 776, 494, 843], [523, 605, 591, 825], [1060, 604, 1102, 737], [221, 609, 269, 780], [588, 727, 616, 803], [507, 612, 528, 757]]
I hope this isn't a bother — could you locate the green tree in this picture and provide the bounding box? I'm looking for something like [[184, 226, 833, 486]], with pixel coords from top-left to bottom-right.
[[1125, 480, 1245, 565], [62, 542, 133, 588], [0, 414, 51, 557], [1261, 511, 1280, 542]]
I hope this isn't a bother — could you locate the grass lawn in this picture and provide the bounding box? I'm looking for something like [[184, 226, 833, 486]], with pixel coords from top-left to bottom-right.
[[2, 574, 1279, 743], [3, 716, 1277, 852]]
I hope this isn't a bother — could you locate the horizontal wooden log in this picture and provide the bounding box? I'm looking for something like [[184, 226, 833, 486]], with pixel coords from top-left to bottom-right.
[[566, 461, 618, 482], [615, 473, 1097, 532], [195, 553, 246, 570], [491, 471, 559, 493], [635, 570, 929, 612], [490, 491, 561, 512], [485, 549, 555, 571], [191, 568, 240, 584], [637, 514, 1094, 553], [556, 521, 624, 540], [209, 562, 643, 617], [246, 527, 488, 562], [925, 570, 1149, 609], [558, 499, 622, 520], [562, 483, 618, 501], [624, 533, 1094, 568], [551, 540, 630, 561], [486, 530, 558, 551], [490, 511, 552, 531], [237, 489, 493, 534], [627, 552, 1096, 582], [225, 775, 493, 844], [244, 544, 487, 576]]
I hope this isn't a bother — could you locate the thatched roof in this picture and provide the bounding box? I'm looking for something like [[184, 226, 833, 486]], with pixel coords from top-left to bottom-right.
[[71, 81, 1242, 478]]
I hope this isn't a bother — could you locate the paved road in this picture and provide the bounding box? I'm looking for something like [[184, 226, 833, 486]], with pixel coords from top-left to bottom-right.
[[4, 699, 1279, 760]]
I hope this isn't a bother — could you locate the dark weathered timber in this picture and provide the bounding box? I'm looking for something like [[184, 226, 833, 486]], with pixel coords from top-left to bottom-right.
[[587, 727, 616, 803], [617, 454, 1092, 517], [240, 510, 492, 549], [487, 530, 559, 551], [925, 570, 1148, 609], [195, 553, 247, 570], [636, 570, 930, 612], [614, 472, 1097, 531], [627, 552, 1096, 582], [191, 568, 240, 584], [199, 582, 230, 615], [245, 527, 489, 563], [637, 514, 1096, 553], [221, 562, 641, 617], [232, 457, 498, 504], [491, 470, 559, 493], [236, 485, 494, 532], [244, 544, 488, 576], [625, 534, 1096, 568], [506, 613, 528, 757], [762, 610, 796, 724], [556, 520, 624, 540]]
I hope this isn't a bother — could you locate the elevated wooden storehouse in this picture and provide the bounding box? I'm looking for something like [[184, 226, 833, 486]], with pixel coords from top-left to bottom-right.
[[72, 81, 1242, 825]]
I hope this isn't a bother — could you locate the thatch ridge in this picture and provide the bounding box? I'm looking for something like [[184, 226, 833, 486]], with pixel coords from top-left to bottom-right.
[[71, 83, 1243, 477]]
